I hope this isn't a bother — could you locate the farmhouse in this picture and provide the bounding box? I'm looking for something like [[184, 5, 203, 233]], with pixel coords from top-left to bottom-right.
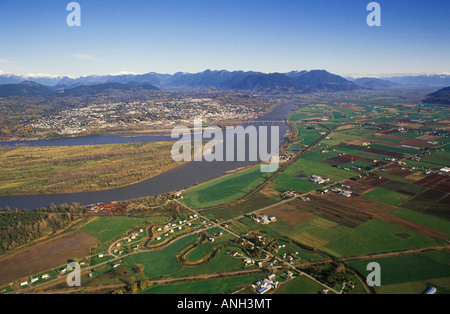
[[310, 175, 329, 184], [281, 190, 302, 198], [253, 214, 277, 225], [252, 274, 279, 294], [41, 274, 50, 280]]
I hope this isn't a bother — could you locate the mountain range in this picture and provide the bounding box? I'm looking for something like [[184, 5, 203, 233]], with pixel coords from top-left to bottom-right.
[[0, 81, 159, 98], [422, 86, 450, 105], [349, 77, 400, 89], [0, 70, 361, 96], [1, 70, 449, 97]]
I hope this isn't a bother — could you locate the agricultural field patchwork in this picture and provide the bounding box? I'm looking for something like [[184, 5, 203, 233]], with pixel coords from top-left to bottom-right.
[[2, 95, 449, 295]]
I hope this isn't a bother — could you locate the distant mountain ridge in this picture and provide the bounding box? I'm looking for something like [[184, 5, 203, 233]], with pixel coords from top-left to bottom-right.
[[349, 77, 400, 89], [286, 70, 359, 91], [0, 81, 159, 98], [0, 69, 360, 94], [2, 70, 450, 94], [385, 74, 450, 87], [422, 86, 450, 105]]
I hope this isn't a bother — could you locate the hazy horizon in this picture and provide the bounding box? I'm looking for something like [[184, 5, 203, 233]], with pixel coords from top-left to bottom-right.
[[2, 69, 450, 81], [1, 0, 449, 78]]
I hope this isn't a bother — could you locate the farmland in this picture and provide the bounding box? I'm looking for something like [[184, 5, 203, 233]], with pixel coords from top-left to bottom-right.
[[323, 219, 437, 257], [1, 91, 449, 295], [181, 166, 269, 209], [141, 273, 263, 294], [82, 216, 167, 243], [349, 250, 450, 294]]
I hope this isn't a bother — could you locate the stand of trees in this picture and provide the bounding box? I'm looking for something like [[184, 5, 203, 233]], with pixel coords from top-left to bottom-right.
[[0, 203, 87, 252]]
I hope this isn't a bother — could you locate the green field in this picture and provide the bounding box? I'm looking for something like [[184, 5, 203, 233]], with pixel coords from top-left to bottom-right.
[[349, 251, 450, 290], [266, 218, 352, 249], [393, 208, 450, 234], [173, 248, 246, 278], [271, 166, 319, 193], [202, 193, 277, 220], [301, 151, 341, 162], [376, 278, 450, 294], [395, 132, 421, 138], [293, 158, 354, 182], [132, 235, 198, 279], [334, 146, 388, 160], [272, 152, 355, 193], [141, 273, 262, 294], [182, 166, 269, 209], [362, 188, 411, 206], [275, 275, 325, 294], [323, 219, 437, 257], [294, 125, 326, 146], [82, 216, 159, 243], [187, 242, 214, 261]]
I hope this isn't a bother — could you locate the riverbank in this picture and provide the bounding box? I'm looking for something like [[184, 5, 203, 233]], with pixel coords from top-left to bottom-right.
[[0, 142, 183, 196], [0, 103, 296, 210]]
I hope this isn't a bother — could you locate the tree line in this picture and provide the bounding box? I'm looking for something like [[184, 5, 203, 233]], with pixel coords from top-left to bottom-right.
[[0, 203, 87, 252]]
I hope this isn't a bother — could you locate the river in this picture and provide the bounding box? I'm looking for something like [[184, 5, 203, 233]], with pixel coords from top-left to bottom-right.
[[0, 103, 296, 209]]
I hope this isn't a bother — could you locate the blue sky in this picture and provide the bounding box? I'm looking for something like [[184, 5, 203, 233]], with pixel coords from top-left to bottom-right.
[[0, 0, 449, 77]]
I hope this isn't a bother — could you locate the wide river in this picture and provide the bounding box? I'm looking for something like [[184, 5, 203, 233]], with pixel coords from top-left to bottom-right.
[[0, 103, 296, 209]]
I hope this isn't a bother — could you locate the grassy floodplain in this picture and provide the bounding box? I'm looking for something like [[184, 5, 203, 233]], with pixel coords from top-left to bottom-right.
[[181, 166, 269, 209], [0, 141, 180, 195]]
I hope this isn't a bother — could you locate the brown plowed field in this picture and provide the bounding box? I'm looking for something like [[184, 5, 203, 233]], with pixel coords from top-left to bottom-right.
[[307, 193, 447, 240], [339, 179, 376, 195], [433, 179, 450, 193], [264, 203, 316, 227], [414, 174, 448, 188], [291, 195, 372, 229], [0, 230, 100, 286], [363, 148, 404, 158], [323, 155, 371, 165], [359, 176, 390, 187], [388, 169, 413, 177]]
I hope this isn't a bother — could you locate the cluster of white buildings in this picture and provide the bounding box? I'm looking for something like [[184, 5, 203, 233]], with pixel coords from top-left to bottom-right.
[[154, 214, 198, 241], [310, 175, 329, 184], [252, 274, 279, 294], [331, 187, 352, 197], [253, 214, 277, 225]]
